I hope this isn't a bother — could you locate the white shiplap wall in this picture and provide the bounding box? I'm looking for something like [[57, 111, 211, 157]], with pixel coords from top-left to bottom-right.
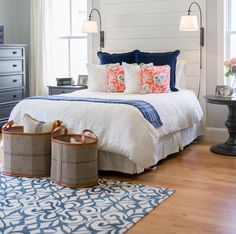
[[93, 0, 206, 96]]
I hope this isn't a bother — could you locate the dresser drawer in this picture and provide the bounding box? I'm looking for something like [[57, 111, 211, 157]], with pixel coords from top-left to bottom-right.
[[0, 74, 23, 88], [0, 89, 23, 103], [0, 60, 23, 73], [0, 103, 16, 119], [0, 48, 22, 58]]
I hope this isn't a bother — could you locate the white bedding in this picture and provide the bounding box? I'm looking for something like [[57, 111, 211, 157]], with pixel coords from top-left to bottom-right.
[[9, 89, 203, 169]]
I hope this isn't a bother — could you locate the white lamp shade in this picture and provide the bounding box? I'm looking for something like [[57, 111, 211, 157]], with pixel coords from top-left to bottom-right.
[[82, 20, 99, 33], [179, 15, 199, 31]]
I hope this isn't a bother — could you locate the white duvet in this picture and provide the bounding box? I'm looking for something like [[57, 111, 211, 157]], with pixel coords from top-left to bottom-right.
[[9, 89, 203, 168]]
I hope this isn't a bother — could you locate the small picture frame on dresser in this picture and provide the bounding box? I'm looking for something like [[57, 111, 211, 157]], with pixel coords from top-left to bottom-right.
[[78, 75, 88, 86]]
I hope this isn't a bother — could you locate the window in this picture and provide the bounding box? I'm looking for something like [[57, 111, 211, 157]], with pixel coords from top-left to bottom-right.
[[51, 0, 88, 80], [226, 0, 236, 59]]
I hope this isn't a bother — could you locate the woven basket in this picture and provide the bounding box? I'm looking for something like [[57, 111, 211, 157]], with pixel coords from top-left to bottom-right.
[[51, 129, 98, 188], [1, 120, 63, 178]]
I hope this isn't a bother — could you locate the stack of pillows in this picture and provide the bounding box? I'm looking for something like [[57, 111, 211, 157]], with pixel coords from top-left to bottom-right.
[[87, 49, 182, 95]]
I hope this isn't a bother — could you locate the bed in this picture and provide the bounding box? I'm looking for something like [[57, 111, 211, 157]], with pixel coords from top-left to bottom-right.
[[9, 89, 203, 174]]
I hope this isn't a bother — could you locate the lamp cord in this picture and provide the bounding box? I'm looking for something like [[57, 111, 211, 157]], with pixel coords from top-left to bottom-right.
[[198, 50, 203, 99]]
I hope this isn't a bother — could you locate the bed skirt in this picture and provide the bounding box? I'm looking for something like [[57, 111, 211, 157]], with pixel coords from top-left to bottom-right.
[[98, 123, 201, 174]]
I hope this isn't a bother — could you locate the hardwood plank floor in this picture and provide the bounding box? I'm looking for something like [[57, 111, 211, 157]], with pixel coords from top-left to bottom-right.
[[1, 138, 236, 233]]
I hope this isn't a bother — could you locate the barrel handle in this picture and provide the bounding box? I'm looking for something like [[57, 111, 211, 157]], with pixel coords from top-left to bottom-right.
[[1, 120, 15, 131], [52, 125, 68, 137], [52, 120, 62, 130], [81, 129, 98, 144]]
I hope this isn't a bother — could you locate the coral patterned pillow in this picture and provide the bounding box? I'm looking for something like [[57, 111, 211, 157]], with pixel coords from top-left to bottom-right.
[[140, 65, 171, 94], [106, 64, 125, 92]]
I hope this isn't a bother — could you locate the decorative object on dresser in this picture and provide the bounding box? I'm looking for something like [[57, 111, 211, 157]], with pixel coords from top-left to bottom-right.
[[56, 77, 73, 86], [47, 85, 87, 95], [77, 74, 88, 86], [0, 44, 27, 127]]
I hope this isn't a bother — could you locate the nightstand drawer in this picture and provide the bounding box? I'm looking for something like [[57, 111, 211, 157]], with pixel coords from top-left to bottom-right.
[[0, 48, 22, 58], [0, 60, 23, 73], [0, 74, 23, 88], [48, 85, 87, 95], [0, 103, 16, 119], [0, 89, 23, 103], [50, 88, 75, 95]]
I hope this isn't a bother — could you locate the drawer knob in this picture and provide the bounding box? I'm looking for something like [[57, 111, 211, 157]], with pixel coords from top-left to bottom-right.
[[12, 64, 17, 67], [12, 51, 17, 54], [13, 79, 18, 83], [13, 95, 17, 99]]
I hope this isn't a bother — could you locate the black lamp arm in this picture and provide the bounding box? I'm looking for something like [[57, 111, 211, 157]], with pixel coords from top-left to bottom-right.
[[187, 2, 204, 98], [89, 8, 102, 32], [88, 8, 104, 50], [187, 1, 204, 48]]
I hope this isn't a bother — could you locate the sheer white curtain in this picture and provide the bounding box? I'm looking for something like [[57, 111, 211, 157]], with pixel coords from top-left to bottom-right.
[[30, 0, 54, 96]]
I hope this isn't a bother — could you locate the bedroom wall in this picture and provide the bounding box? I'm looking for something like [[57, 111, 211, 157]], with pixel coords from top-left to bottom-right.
[[206, 0, 227, 132], [0, 0, 31, 95], [0, 0, 30, 45]]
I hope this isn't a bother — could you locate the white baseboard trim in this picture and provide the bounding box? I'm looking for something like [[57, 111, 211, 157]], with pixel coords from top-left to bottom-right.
[[204, 127, 228, 142]]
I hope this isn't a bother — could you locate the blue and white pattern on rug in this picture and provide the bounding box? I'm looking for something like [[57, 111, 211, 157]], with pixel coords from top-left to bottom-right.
[[0, 175, 174, 234]]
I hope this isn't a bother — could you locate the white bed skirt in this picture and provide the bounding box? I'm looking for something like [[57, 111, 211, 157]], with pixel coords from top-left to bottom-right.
[[98, 123, 200, 174]]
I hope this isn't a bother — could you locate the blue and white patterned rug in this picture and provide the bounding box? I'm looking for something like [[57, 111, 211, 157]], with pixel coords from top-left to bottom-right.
[[0, 172, 174, 234]]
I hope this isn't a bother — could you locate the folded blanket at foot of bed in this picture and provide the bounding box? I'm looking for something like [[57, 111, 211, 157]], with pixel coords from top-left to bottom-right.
[[29, 96, 163, 129]]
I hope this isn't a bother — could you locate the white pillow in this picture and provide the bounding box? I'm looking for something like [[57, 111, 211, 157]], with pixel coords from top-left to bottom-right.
[[23, 114, 58, 133], [123, 62, 153, 94], [122, 62, 141, 94], [175, 60, 186, 89], [86, 64, 106, 92]]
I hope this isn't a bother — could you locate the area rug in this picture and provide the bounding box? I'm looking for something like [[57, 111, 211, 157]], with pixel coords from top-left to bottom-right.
[[0, 173, 174, 234]]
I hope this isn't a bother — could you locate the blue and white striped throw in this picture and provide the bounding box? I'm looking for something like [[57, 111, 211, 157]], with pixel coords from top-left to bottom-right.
[[28, 96, 163, 129]]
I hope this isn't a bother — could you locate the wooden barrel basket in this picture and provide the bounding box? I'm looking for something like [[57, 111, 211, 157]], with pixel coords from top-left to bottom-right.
[[51, 129, 98, 188], [1, 121, 64, 178]]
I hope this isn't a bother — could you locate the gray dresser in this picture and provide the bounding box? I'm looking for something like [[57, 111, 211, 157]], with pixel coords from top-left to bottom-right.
[[0, 44, 27, 127]]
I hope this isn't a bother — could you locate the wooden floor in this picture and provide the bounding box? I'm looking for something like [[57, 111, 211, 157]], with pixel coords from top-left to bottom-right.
[[1, 138, 236, 233]]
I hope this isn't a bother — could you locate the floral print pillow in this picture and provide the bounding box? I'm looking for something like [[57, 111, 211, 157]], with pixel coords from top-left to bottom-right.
[[140, 65, 171, 94], [106, 64, 125, 92]]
